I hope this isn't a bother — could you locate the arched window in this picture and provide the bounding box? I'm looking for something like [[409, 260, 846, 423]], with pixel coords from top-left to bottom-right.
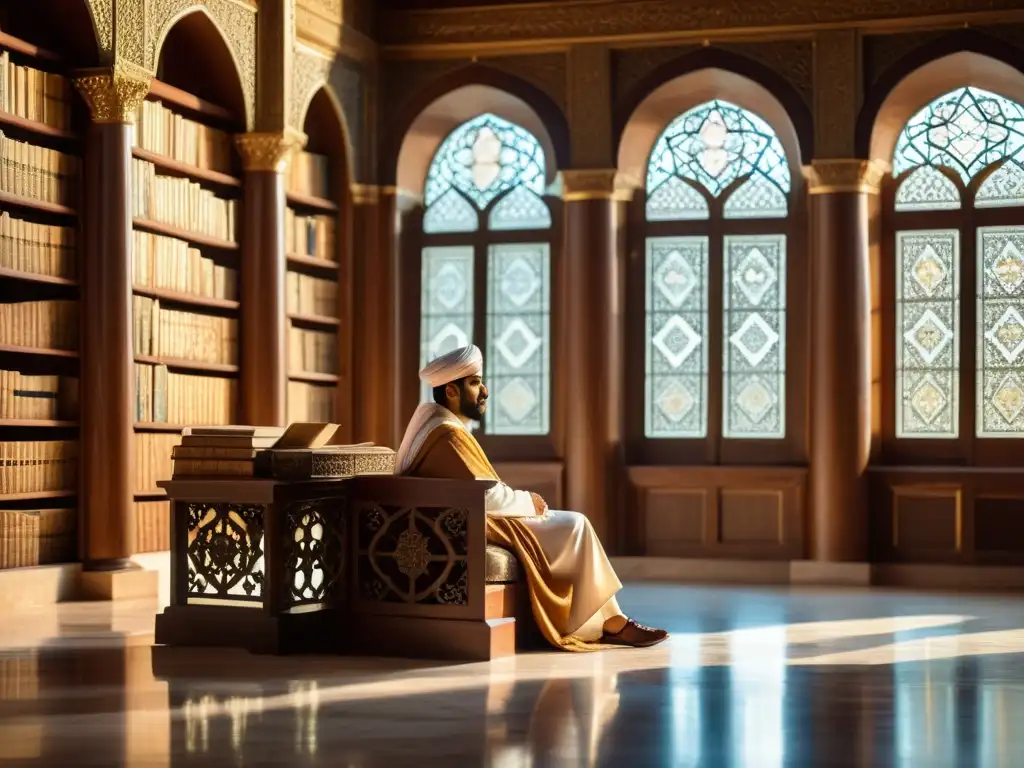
[[885, 87, 1024, 462], [417, 113, 555, 441], [635, 99, 798, 463]]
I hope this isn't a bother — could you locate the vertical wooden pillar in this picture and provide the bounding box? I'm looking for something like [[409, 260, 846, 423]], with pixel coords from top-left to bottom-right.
[[235, 131, 305, 426], [804, 160, 886, 561], [561, 170, 630, 546], [73, 64, 152, 571]]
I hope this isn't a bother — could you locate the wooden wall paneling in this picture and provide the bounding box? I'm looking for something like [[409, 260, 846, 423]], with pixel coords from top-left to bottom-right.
[[492, 462, 564, 510]]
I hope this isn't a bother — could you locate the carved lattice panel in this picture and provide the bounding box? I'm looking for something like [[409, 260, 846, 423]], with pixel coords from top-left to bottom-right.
[[356, 503, 469, 606], [186, 504, 266, 604], [282, 499, 348, 609]]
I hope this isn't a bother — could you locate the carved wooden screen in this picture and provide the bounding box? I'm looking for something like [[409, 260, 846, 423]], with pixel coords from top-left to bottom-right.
[[415, 113, 559, 459], [883, 86, 1024, 465], [630, 99, 803, 464]]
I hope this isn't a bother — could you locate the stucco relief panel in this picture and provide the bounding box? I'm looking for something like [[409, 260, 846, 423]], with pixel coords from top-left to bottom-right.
[[85, 0, 114, 59], [291, 45, 334, 130]]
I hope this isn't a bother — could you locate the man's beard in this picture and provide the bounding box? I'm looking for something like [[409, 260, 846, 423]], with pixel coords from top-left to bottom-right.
[[459, 387, 487, 421]]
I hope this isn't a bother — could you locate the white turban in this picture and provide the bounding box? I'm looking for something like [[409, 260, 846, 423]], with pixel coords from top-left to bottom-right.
[[419, 345, 483, 388]]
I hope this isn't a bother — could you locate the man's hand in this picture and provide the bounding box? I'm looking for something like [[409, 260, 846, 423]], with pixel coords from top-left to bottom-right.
[[529, 492, 548, 516]]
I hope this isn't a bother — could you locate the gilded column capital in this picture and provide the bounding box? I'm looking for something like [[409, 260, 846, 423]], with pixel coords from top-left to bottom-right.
[[803, 159, 891, 196], [72, 61, 153, 125], [560, 169, 638, 202], [350, 184, 398, 205], [235, 128, 308, 173]]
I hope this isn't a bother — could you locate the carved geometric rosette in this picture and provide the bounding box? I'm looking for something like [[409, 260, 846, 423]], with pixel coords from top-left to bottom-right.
[[355, 503, 469, 606], [186, 503, 265, 604], [282, 498, 348, 609]]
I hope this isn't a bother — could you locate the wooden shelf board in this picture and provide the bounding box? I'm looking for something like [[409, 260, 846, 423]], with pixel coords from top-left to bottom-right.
[[134, 423, 187, 433], [0, 419, 77, 428], [286, 253, 340, 273], [0, 190, 76, 218], [0, 31, 62, 63], [147, 79, 237, 124], [289, 372, 340, 384], [287, 191, 338, 213], [135, 355, 238, 375], [133, 285, 240, 311], [0, 490, 75, 502], [0, 268, 77, 287], [132, 147, 242, 189], [0, 110, 78, 142], [0, 344, 78, 359], [132, 218, 238, 251], [289, 312, 341, 328], [134, 491, 168, 500]]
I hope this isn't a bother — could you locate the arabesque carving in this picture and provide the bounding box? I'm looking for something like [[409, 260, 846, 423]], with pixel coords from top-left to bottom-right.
[[85, 0, 114, 59], [291, 44, 334, 131], [803, 159, 889, 195], [236, 129, 308, 172], [73, 61, 154, 124], [814, 30, 860, 158]]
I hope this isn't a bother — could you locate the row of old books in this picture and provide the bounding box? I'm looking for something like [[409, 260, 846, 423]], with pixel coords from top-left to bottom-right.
[[0, 52, 72, 131], [285, 209, 336, 260], [0, 369, 78, 420], [1, 132, 79, 206], [288, 151, 330, 199], [132, 295, 237, 366], [0, 440, 77, 495], [170, 425, 284, 479], [0, 300, 77, 350], [0, 508, 75, 569], [288, 381, 334, 423], [136, 431, 178, 494], [287, 271, 337, 317], [289, 327, 338, 375], [0, 211, 76, 278], [134, 99, 233, 175], [132, 158, 238, 242], [135, 362, 235, 424], [135, 500, 169, 553], [132, 230, 238, 300]]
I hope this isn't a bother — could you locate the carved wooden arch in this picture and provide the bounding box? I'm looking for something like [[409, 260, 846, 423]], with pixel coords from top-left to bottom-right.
[[294, 82, 355, 190], [616, 64, 805, 192], [149, 5, 253, 128], [859, 32, 1024, 165], [387, 64, 570, 192]]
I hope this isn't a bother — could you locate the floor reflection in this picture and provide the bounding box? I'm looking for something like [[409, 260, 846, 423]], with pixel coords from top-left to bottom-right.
[[2, 586, 1024, 766]]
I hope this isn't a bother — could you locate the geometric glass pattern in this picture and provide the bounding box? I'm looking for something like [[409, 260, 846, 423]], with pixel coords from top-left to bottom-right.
[[488, 185, 552, 231], [975, 160, 1024, 209], [647, 99, 791, 201], [419, 246, 475, 404], [893, 87, 1024, 184], [976, 227, 1024, 436], [894, 165, 962, 212], [424, 113, 546, 210], [722, 235, 786, 438], [723, 175, 788, 219], [645, 237, 710, 438], [486, 243, 550, 435], [423, 188, 479, 234], [895, 230, 961, 438], [646, 175, 710, 221]]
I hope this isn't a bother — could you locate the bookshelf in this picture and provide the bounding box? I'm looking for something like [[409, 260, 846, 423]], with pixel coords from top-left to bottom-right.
[[287, 88, 349, 432], [0, 27, 81, 570], [128, 29, 246, 555]]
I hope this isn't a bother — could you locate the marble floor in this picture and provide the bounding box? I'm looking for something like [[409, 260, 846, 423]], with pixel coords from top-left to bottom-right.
[[2, 585, 1024, 767]]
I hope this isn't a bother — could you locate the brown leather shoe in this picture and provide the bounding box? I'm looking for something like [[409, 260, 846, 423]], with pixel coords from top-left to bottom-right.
[[600, 618, 669, 648]]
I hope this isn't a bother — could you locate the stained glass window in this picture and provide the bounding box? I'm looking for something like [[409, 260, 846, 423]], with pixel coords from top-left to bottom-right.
[[646, 99, 790, 203], [976, 227, 1024, 436], [420, 246, 475, 403], [489, 185, 552, 230], [894, 166, 961, 212], [975, 160, 1024, 208], [423, 189, 478, 233], [424, 113, 546, 211], [893, 87, 1024, 184], [646, 176, 710, 221], [645, 237, 709, 438], [895, 230, 960, 438], [486, 244, 550, 435], [723, 236, 786, 438], [723, 176, 788, 219]]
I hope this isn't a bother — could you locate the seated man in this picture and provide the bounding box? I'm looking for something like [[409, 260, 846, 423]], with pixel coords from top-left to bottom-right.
[[396, 345, 668, 651]]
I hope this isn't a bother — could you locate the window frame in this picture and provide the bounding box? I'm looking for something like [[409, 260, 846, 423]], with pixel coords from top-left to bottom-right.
[[881, 158, 1024, 467], [626, 172, 808, 467]]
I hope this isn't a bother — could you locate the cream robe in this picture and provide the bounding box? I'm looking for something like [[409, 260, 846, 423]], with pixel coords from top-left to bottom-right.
[[395, 404, 623, 650]]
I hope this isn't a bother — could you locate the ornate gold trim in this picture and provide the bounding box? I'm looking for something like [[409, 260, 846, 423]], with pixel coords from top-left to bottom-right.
[[235, 129, 308, 173], [561, 169, 637, 202], [350, 184, 398, 205], [803, 159, 890, 196], [72, 61, 153, 125]]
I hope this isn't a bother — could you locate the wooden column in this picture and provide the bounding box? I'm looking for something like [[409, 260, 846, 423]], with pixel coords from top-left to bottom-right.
[[73, 63, 152, 570], [804, 160, 886, 561], [235, 130, 305, 426], [561, 170, 629, 546]]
